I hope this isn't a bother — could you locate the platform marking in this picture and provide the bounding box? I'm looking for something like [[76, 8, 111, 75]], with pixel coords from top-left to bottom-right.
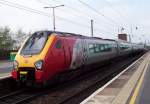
[[129, 55, 150, 104], [0, 73, 11, 80], [80, 54, 146, 104]]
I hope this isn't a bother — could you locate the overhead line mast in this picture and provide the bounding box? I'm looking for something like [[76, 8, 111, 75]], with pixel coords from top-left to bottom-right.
[[44, 5, 64, 31]]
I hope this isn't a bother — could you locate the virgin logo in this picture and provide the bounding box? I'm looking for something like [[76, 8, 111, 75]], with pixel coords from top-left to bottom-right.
[[24, 60, 28, 63]]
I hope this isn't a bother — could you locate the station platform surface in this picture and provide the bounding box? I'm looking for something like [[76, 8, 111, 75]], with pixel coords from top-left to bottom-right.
[[0, 61, 12, 79], [81, 52, 150, 104], [129, 56, 150, 104]]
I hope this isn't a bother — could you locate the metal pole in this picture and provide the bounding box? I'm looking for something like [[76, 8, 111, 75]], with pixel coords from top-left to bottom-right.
[[130, 26, 132, 43], [91, 19, 94, 37], [129, 34, 131, 43], [53, 8, 56, 31], [118, 28, 119, 34], [44, 5, 64, 31]]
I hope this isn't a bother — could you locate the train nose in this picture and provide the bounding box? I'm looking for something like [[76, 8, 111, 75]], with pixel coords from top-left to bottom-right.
[[12, 67, 44, 83]]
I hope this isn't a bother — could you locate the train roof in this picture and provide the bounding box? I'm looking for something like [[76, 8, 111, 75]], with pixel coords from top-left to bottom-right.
[[36, 30, 138, 44], [36, 30, 117, 41]]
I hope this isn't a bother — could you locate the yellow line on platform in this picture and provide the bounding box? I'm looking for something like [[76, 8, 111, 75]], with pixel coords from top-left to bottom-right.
[[129, 58, 150, 104]]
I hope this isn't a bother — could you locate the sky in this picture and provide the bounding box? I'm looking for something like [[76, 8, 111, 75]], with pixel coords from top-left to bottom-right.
[[0, 0, 150, 44]]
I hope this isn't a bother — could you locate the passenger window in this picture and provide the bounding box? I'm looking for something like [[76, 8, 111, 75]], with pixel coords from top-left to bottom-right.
[[55, 40, 62, 49], [95, 44, 100, 52], [104, 45, 108, 50], [89, 44, 95, 53], [107, 44, 112, 51], [100, 45, 105, 51]]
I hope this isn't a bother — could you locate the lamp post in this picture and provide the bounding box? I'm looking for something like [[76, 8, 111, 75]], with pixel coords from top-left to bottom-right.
[[44, 5, 64, 31]]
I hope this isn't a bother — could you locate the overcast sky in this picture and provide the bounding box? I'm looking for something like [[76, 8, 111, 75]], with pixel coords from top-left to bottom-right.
[[0, 0, 150, 43]]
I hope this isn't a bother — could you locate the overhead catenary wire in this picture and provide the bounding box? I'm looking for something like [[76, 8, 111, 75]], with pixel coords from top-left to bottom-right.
[[104, 0, 126, 24], [37, 0, 91, 21], [0, 0, 88, 28], [0, 0, 116, 36], [50, 0, 117, 34], [78, 0, 121, 27], [104, 0, 134, 29], [104, 0, 141, 41], [51, 0, 118, 30], [51, 0, 146, 41], [38, 0, 115, 35], [0, 0, 50, 16]]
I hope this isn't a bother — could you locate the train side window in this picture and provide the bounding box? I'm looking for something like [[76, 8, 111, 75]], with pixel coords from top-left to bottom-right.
[[120, 45, 124, 50], [89, 44, 95, 53], [104, 44, 108, 51], [99, 44, 105, 52], [107, 44, 112, 51], [95, 44, 100, 53], [120, 44, 129, 50], [55, 40, 62, 49]]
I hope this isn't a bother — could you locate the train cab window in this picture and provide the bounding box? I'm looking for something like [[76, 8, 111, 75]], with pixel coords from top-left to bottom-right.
[[21, 32, 48, 55], [55, 40, 62, 49], [89, 44, 95, 53]]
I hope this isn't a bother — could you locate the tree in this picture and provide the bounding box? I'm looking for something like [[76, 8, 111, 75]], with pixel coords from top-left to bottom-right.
[[0, 26, 14, 50], [14, 28, 31, 50]]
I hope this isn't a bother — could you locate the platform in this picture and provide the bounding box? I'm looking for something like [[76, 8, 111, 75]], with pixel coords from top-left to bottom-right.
[[0, 61, 12, 79], [129, 56, 150, 104], [81, 52, 150, 104]]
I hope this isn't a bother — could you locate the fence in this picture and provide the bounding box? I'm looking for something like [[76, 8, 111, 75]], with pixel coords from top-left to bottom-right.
[[0, 50, 18, 60]]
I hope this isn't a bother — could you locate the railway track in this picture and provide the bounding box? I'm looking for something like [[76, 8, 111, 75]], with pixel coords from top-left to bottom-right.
[[61, 54, 145, 104], [0, 88, 40, 104], [0, 52, 145, 104], [0, 77, 19, 97], [0, 76, 32, 104], [27, 52, 145, 104]]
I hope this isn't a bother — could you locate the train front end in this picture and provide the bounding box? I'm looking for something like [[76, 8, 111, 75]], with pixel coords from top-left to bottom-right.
[[11, 31, 54, 84]]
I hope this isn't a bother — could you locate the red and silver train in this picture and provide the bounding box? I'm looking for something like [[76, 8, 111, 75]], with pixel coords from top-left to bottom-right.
[[11, 31, 145, 85]]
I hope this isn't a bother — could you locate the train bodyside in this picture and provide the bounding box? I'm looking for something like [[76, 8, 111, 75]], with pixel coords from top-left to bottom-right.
[[83, 39, 118, 66], [11, 31, 144, 85]]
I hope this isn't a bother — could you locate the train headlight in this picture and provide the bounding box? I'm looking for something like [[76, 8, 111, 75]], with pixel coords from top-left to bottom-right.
[[13, 60, 19, 70], [35, 60, 43, 70]]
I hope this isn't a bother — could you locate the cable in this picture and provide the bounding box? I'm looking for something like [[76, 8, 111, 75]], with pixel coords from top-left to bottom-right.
[[0, 0, 87, 28], [38, 0, 118, 36], [50, 0, 117, 32], [0, 0, 50, 16], [35, 0, 117, 35], [78, 0, 121, 27], [0, 0, 116, 36], [37, 0, 92, 21], [104, 0, 133, 27]]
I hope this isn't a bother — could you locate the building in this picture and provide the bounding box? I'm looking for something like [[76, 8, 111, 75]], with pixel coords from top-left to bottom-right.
[[118, 33, 127, 41]]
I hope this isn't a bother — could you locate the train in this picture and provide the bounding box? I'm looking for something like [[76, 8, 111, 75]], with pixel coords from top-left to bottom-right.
[[11, 31, 145, 85]]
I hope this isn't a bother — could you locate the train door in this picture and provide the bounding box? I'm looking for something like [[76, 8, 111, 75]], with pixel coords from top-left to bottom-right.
[[52, 38, 66, 71], [62, 39, 72, 69], [81, 39, 88, 65], [116, 41, 120, 56]]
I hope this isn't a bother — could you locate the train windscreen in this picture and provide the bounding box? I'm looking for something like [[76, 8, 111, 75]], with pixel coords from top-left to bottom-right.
[[20, 32, 48, 55]]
